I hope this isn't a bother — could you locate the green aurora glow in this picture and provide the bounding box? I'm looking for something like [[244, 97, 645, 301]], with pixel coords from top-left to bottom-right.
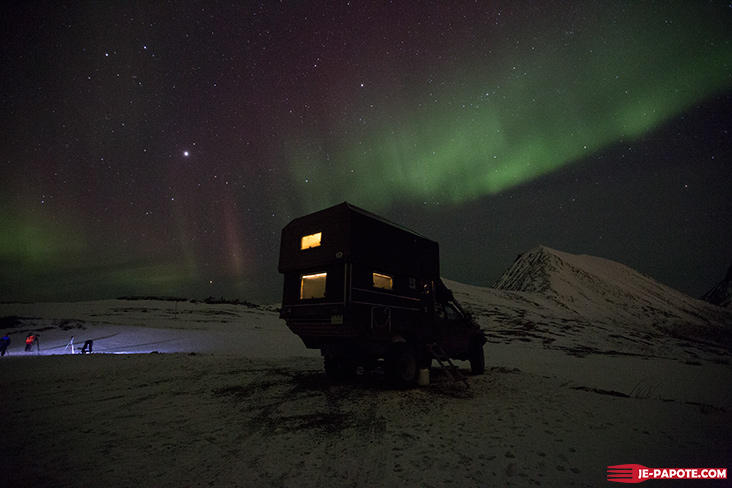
[[283, 4, 732, 213]]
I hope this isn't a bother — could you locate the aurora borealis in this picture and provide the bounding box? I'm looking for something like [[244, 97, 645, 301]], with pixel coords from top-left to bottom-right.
[[2, 2, 731, 303]]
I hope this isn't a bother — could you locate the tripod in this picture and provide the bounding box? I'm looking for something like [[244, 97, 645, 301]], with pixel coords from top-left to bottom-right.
[[64, 336, 75, 354]]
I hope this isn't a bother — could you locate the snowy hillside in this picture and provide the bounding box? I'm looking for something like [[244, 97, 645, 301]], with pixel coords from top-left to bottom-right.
[[446, 246, 732, 360], [492, 246, 730, 326], [0, 298, 314, 358], [702, 264, 732, 309]]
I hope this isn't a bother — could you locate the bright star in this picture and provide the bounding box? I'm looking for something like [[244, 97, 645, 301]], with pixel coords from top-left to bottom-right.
[[183, 151, 190, 157]]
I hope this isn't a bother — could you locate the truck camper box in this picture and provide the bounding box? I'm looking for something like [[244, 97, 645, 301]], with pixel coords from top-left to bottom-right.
[[278, 202, 439, 279], [279, 202, 485, 387]]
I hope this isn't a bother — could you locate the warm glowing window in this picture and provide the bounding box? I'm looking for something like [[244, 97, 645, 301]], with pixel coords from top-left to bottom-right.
[[300, 273, 327, 299], [372, 273, 393, 290], [301, 232, 322, 250]]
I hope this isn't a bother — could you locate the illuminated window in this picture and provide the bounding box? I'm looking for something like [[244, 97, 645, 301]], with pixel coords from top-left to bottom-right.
[[300, 273, 327, 299], [301, 232, 322, 250], [372, 273, 393, 290]]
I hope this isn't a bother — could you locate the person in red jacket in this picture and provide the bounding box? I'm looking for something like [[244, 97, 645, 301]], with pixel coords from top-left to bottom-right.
[[25, 334, 39, 352]]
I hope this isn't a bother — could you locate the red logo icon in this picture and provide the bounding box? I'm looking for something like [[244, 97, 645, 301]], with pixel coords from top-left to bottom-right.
[[608, 464, 727, 483], [608, 465, 648, 483]]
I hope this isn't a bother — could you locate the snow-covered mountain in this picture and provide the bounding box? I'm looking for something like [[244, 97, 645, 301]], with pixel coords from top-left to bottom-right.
[[701, 264, 732, 309], [493, 245, 729, 326], [446, 246, 732, 359]]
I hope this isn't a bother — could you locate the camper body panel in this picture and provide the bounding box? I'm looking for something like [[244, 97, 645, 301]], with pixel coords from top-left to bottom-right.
[[280, 260, 434, 350], [278, 202, 439, 279]]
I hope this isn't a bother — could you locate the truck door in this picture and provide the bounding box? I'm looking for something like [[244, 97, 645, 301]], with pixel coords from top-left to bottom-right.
[[435, 300, 471, 354]]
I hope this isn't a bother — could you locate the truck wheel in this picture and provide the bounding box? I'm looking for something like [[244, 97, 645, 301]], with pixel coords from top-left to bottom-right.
[[387, 344, 418, 388], [324, 356, 355, 381], [469, 340, 485, 375]]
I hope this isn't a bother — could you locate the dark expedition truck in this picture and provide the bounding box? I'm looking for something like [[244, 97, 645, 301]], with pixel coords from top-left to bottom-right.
[[278, 202, 486, 387]]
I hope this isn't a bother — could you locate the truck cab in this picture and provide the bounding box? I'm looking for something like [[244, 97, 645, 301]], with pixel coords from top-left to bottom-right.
[[278, 202, 485, 387]]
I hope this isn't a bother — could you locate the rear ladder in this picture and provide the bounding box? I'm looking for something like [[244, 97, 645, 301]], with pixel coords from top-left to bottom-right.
[[427, 343, 469, 388]]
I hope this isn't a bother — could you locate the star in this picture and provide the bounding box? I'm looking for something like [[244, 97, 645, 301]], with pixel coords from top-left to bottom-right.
[[183, 151, 190, 157]]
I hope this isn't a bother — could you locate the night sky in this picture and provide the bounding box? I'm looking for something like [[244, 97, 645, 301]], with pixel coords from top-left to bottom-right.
[[2, 2, 731, 304]]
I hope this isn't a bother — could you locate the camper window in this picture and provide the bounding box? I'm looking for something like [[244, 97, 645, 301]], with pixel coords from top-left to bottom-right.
[[301, 232, 322, 250], [300, 272, 327, 299], [372, 273, 393, 291]]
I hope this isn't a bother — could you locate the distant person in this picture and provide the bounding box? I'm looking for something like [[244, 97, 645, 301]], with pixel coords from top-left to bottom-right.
[[82, 339, 93, 354], [25, 334, 40, 353], [0, 334, 10, 356]]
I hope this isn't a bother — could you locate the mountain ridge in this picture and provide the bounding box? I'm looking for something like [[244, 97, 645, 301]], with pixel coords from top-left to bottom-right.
[[446, 246, 731, 359], [701, 264, 732, 309], [491, 245, 730, 325]]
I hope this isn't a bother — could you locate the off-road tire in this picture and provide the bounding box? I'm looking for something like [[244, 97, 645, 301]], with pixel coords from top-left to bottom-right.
[[387, 344, 418, 388]]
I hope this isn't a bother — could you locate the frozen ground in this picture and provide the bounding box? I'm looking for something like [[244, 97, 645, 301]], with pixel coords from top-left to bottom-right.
[[1, 292, 729, 487]]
